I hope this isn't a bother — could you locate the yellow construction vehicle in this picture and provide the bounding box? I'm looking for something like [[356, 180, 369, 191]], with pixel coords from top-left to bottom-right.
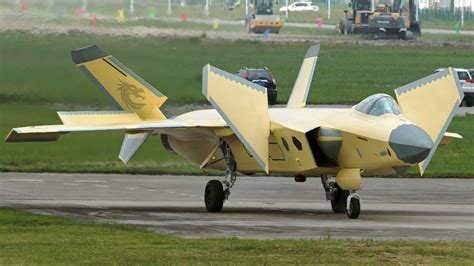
[[368, 0, 421, 39], [337, 0, 373, 35], [245, 0, 282, 34], [338, 0, 421, 39]]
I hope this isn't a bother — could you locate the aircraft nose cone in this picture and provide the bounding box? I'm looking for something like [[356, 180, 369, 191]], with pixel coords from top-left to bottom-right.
[[389, 124, 433, 164]]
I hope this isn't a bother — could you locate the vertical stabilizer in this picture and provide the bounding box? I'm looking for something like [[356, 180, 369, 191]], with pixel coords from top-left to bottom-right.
[[394, 68, 463, 175], [287, 45, 320, 109], [71, 45, 167, 120], [202, 65, 270, 173]]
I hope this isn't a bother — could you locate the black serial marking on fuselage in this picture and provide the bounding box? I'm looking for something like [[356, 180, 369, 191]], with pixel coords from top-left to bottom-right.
[[356, 148, 363, 158], [103, 58, 127, 77], [357, 136, 368, 141]]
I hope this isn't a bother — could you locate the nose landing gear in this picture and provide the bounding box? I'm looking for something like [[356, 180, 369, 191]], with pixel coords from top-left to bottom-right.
[[204, 142, 236, 212], [321, 175, 361, 219]]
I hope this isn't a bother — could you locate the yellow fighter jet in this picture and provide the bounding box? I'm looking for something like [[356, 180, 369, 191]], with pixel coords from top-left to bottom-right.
[[5, 45, 463, 219]]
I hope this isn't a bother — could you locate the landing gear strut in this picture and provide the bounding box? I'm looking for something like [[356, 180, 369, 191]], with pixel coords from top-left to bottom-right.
[[204, 142, 236, 212], [321, 175, 361, 219], [321, 175, 348, 213]]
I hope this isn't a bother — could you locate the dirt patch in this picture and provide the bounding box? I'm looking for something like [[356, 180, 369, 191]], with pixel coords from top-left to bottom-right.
[[1, 10, 473, 48]]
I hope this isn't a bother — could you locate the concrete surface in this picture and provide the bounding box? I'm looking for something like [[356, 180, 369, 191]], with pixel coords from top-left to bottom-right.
[[0, 172, 472, 240]]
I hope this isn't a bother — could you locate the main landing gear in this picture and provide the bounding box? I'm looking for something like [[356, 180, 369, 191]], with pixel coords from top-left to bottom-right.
[[321, 175, 361, 219], [204, 142, 236, 212]]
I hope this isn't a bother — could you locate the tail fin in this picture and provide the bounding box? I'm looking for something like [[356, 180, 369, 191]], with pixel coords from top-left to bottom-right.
[[394, 68, 463, 175], [202, 65, 270, 173], [287, 45, 320, 109], [71, 45, 167, 120]]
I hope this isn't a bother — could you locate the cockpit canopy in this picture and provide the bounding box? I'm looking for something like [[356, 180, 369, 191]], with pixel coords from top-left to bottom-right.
[[355, 94, 401, 116]]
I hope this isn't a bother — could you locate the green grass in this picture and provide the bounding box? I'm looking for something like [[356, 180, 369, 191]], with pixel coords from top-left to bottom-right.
[[419, 32, 474, 41], [1, 32, 473, 106], [420, 19, 474, 31], [411, 115, 474, 176], [0, 102, 210, 175], [0, 208, 472, 264], [1, 32, 473, 176]]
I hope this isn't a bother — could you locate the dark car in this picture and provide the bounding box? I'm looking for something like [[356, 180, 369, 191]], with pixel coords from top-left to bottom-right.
[[236, 67, 277, 105]]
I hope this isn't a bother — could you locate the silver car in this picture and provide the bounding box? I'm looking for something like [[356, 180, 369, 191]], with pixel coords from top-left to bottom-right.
[[434, 68, 474, 107]]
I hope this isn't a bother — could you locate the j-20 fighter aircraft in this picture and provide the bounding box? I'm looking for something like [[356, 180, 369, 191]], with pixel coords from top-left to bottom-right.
[[5, 45, 463, 219]]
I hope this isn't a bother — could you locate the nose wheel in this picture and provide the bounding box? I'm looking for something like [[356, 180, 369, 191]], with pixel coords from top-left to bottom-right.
[[346, 191, 361, 219], [204, 142, 236, 213], [321, 175, 361, 219]]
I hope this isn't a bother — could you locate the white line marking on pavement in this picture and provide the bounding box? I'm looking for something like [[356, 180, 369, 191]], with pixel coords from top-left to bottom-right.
[[9, 179, 43, 182], [145, 189, 157, 192], [125, 187, 137, 190], [63, 183, 79, 186], [93, 185, 110, 188], [74, 180, 107, 183]]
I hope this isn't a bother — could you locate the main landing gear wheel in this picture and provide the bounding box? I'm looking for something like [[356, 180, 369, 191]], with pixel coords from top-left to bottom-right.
[[331, 185, 349, 214], [346, 192, 361, 219], [204, 141, 237, 213], [205, 180, 225, 212]]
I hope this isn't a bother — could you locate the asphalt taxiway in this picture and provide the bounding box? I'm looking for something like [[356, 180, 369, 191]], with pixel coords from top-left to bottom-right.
[[0, 172, 472, 240]]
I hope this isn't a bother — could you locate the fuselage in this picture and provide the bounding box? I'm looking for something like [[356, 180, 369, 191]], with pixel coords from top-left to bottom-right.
[[165, 106, 432, 176]]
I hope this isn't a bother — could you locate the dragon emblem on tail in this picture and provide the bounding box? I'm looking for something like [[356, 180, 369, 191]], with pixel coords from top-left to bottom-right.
[[116, 79, 146, 110]]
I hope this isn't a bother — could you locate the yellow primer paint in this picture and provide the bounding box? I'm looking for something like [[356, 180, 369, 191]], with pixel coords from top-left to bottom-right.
[[440, 132, 463, 146], [58, 112, 141, 126], [5, 45, 463, 180], [81, 57, 166, 120], [287, 53, 317, 109], [203, 65, 270, 173], [395, 68, 462, 174], [336, 168, 361, 190]]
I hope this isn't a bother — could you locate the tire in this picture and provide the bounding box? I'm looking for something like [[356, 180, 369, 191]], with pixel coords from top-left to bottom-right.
[[268, 92, 277, 105], [331, 185, 349, 213], [204, 180, 225, 212], [338, 24, 344, 34], [465, 96, 473, 107], [246, 23, 252, 33], [347, 197, 360, 219], [245, 18, 252, 33], [340, 23, 347, 35], [400, 31, 407, 40]]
